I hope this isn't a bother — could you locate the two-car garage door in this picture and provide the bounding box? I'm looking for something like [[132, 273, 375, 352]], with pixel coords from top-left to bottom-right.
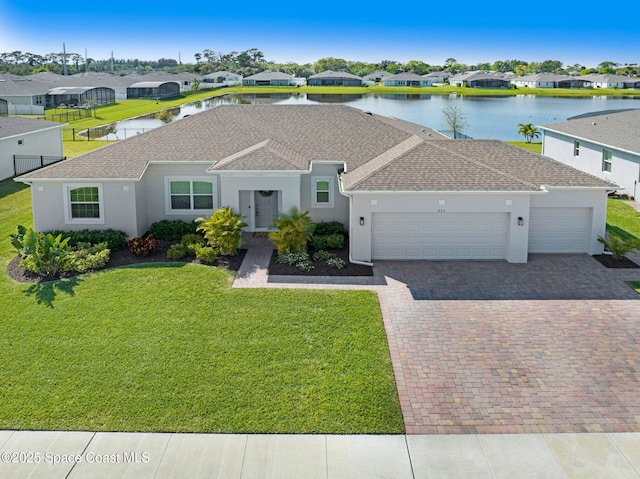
[[371, 208, 591, 260], [372, 212, 507, 260]]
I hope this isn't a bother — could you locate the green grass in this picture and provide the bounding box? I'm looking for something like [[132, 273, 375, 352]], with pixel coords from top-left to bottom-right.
[[606, 199, 640, 241], [628, 281, 640, 294], [508, 141, 542, 153], [64, 140, 114, 157], [0, 178, 403, 433]]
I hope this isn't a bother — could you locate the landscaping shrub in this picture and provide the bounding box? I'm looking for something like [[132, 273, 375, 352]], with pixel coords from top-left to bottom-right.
[[312, 250, 334, 262], [312, 233, 345, 250], [326, 257, 346, 269], [277, 251, 314, 272], [194, 245, 218, 263], [312, 221, 345, 236], [180, 233, 206, 255], [148, 220, 197, 241], [127, 235, 159, 257], [598, 235, 639, 260], [269, 207, 313, 254], [166, 243, 187, 260], [196, 207, 247, 255], [43, 229, 127, 250], [66, 242, 111, 273], [11, 226, 71, 276]]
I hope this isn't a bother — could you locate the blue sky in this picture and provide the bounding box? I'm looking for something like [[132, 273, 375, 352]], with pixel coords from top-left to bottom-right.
[[1, 0, 637, 68]]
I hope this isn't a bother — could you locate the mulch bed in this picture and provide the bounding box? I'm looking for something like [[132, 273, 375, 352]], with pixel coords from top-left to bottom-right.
[[7, 240, 247, 284], [267, 248, 373, 276], [592, 254, 640, 269]]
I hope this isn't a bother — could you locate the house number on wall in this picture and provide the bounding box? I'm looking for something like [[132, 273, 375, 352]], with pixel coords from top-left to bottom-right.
[[437, 209, 446, 213]]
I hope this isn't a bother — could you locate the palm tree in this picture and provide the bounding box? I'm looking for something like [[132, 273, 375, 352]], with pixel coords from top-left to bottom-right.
[[516, 123, 541, 143]]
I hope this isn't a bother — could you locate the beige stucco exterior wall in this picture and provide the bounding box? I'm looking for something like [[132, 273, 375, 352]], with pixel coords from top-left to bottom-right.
[[348, 192, 533, 263], [28, 180, 139, 236], [300, 163, 349, 227]]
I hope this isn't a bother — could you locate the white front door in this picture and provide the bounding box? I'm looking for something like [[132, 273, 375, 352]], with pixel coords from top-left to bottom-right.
[[254, 191, 279, 230]]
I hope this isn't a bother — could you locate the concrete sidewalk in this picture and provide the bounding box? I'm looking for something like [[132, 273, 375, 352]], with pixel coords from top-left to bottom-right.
[[1, 431, 639, 478]]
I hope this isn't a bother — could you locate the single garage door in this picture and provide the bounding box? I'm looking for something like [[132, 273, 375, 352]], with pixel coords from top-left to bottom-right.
[[528, 207, 590, 253], [372, 212, 507, 260]]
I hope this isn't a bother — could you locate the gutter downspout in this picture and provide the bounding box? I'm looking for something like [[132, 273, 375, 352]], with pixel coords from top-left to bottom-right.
[[338, 175, 373, 267]]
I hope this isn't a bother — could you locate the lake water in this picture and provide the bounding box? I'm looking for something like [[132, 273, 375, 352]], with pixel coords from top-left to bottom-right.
[[103, 93, 640, 141]]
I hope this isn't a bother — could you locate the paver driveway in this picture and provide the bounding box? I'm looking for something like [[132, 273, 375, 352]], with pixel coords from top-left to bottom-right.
[[376, 254, 640, 434]]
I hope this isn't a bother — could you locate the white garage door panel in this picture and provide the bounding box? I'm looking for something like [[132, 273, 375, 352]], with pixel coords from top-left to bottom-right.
[[528, 207, 589, 253], [372, 212, 507, 260]]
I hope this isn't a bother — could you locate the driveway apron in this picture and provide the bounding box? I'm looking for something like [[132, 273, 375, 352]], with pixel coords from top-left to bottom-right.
[[376, 254, 640, 434]]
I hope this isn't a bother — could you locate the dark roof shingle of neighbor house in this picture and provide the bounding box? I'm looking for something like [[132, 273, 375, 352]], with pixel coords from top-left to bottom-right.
[[0, 117, 65, 139], [17, 104, 616, 191], [540, 109, 640, 154], [308, 70, 363, 80]]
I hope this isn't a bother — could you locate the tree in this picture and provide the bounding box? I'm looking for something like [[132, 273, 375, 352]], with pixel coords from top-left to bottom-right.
[[597, 61, 619, 74], [404, 60, 429, 75], [442, 106, 468, 139], [516, 123, 541, 143]]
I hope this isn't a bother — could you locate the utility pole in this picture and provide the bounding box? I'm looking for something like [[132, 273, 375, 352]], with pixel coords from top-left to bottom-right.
[[62, 42, 68, 75]]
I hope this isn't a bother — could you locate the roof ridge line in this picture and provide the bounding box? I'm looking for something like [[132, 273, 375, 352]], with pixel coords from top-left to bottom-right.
[[343, 135, 424, 190]]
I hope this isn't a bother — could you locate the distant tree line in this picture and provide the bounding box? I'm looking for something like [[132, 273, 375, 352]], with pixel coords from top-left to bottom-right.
[[1, 48, 638, 78]]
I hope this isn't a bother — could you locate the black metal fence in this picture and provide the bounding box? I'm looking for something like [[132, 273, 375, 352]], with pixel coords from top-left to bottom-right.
[[14, 155, 66, 177], [35, 109, 93, 123], [63, 127, 154, 141]]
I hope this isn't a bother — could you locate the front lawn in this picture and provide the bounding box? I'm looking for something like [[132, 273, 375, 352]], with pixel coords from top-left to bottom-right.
[[606, 198, 640, 241], [0, 179, 403, 434]]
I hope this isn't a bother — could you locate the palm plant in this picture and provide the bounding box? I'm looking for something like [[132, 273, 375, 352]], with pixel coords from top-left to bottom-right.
[[269, 207, 314, 254], [597, 235, 638, 260], [196, 207, 247, 256], [516, 123, 541, 143]]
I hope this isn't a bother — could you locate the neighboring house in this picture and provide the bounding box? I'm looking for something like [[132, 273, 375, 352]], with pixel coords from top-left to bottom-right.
[[0, 74, 48, 114], [46, 86, 116, 108], [0, 98, 7, 116], [0, 117, 65, 180], [131, 72, 203, 91], [540, 109, 640, 198], [126, 82, 180, 100], [362, 71, 393, 85], [382, 73, 430, 87], [202, 71, 243, 85], [580, 74, 630, 89], [421, 71, 450, 85], [16, 105, 614, 263], [449, 72, 511, 88], [511, 74, 568, 88], [556, 77, 591, 89], [242, 71, 299, 86], [307, 71, 363, 86]]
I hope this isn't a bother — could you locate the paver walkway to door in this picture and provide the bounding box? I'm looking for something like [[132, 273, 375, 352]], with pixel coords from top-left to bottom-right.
[[234, 238, 640, 435]]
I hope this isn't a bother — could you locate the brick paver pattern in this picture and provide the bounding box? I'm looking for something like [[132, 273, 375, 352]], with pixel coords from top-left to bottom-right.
[[378, 255, 640, 434]]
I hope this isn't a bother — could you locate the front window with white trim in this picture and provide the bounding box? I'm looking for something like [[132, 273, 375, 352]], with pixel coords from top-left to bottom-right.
[[64, 184, 104, 224], [312, 176, 334, 208], [165, 177, 216, 214]]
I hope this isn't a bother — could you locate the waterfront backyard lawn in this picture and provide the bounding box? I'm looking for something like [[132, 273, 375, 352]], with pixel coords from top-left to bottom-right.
[[0, 180, 402, 434]]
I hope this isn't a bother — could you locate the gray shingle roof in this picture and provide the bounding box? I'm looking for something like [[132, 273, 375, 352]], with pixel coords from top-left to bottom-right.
[[344, 140, 615, 191], [540, 109, 640, 154], [17, 105, 616, 191], [243, 71, 293, 80], [309, 70, 363, 80], [0, 117, 65, 140]]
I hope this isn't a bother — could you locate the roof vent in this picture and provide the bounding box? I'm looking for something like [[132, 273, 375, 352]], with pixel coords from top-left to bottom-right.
[[592, 122, 597, 126]]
